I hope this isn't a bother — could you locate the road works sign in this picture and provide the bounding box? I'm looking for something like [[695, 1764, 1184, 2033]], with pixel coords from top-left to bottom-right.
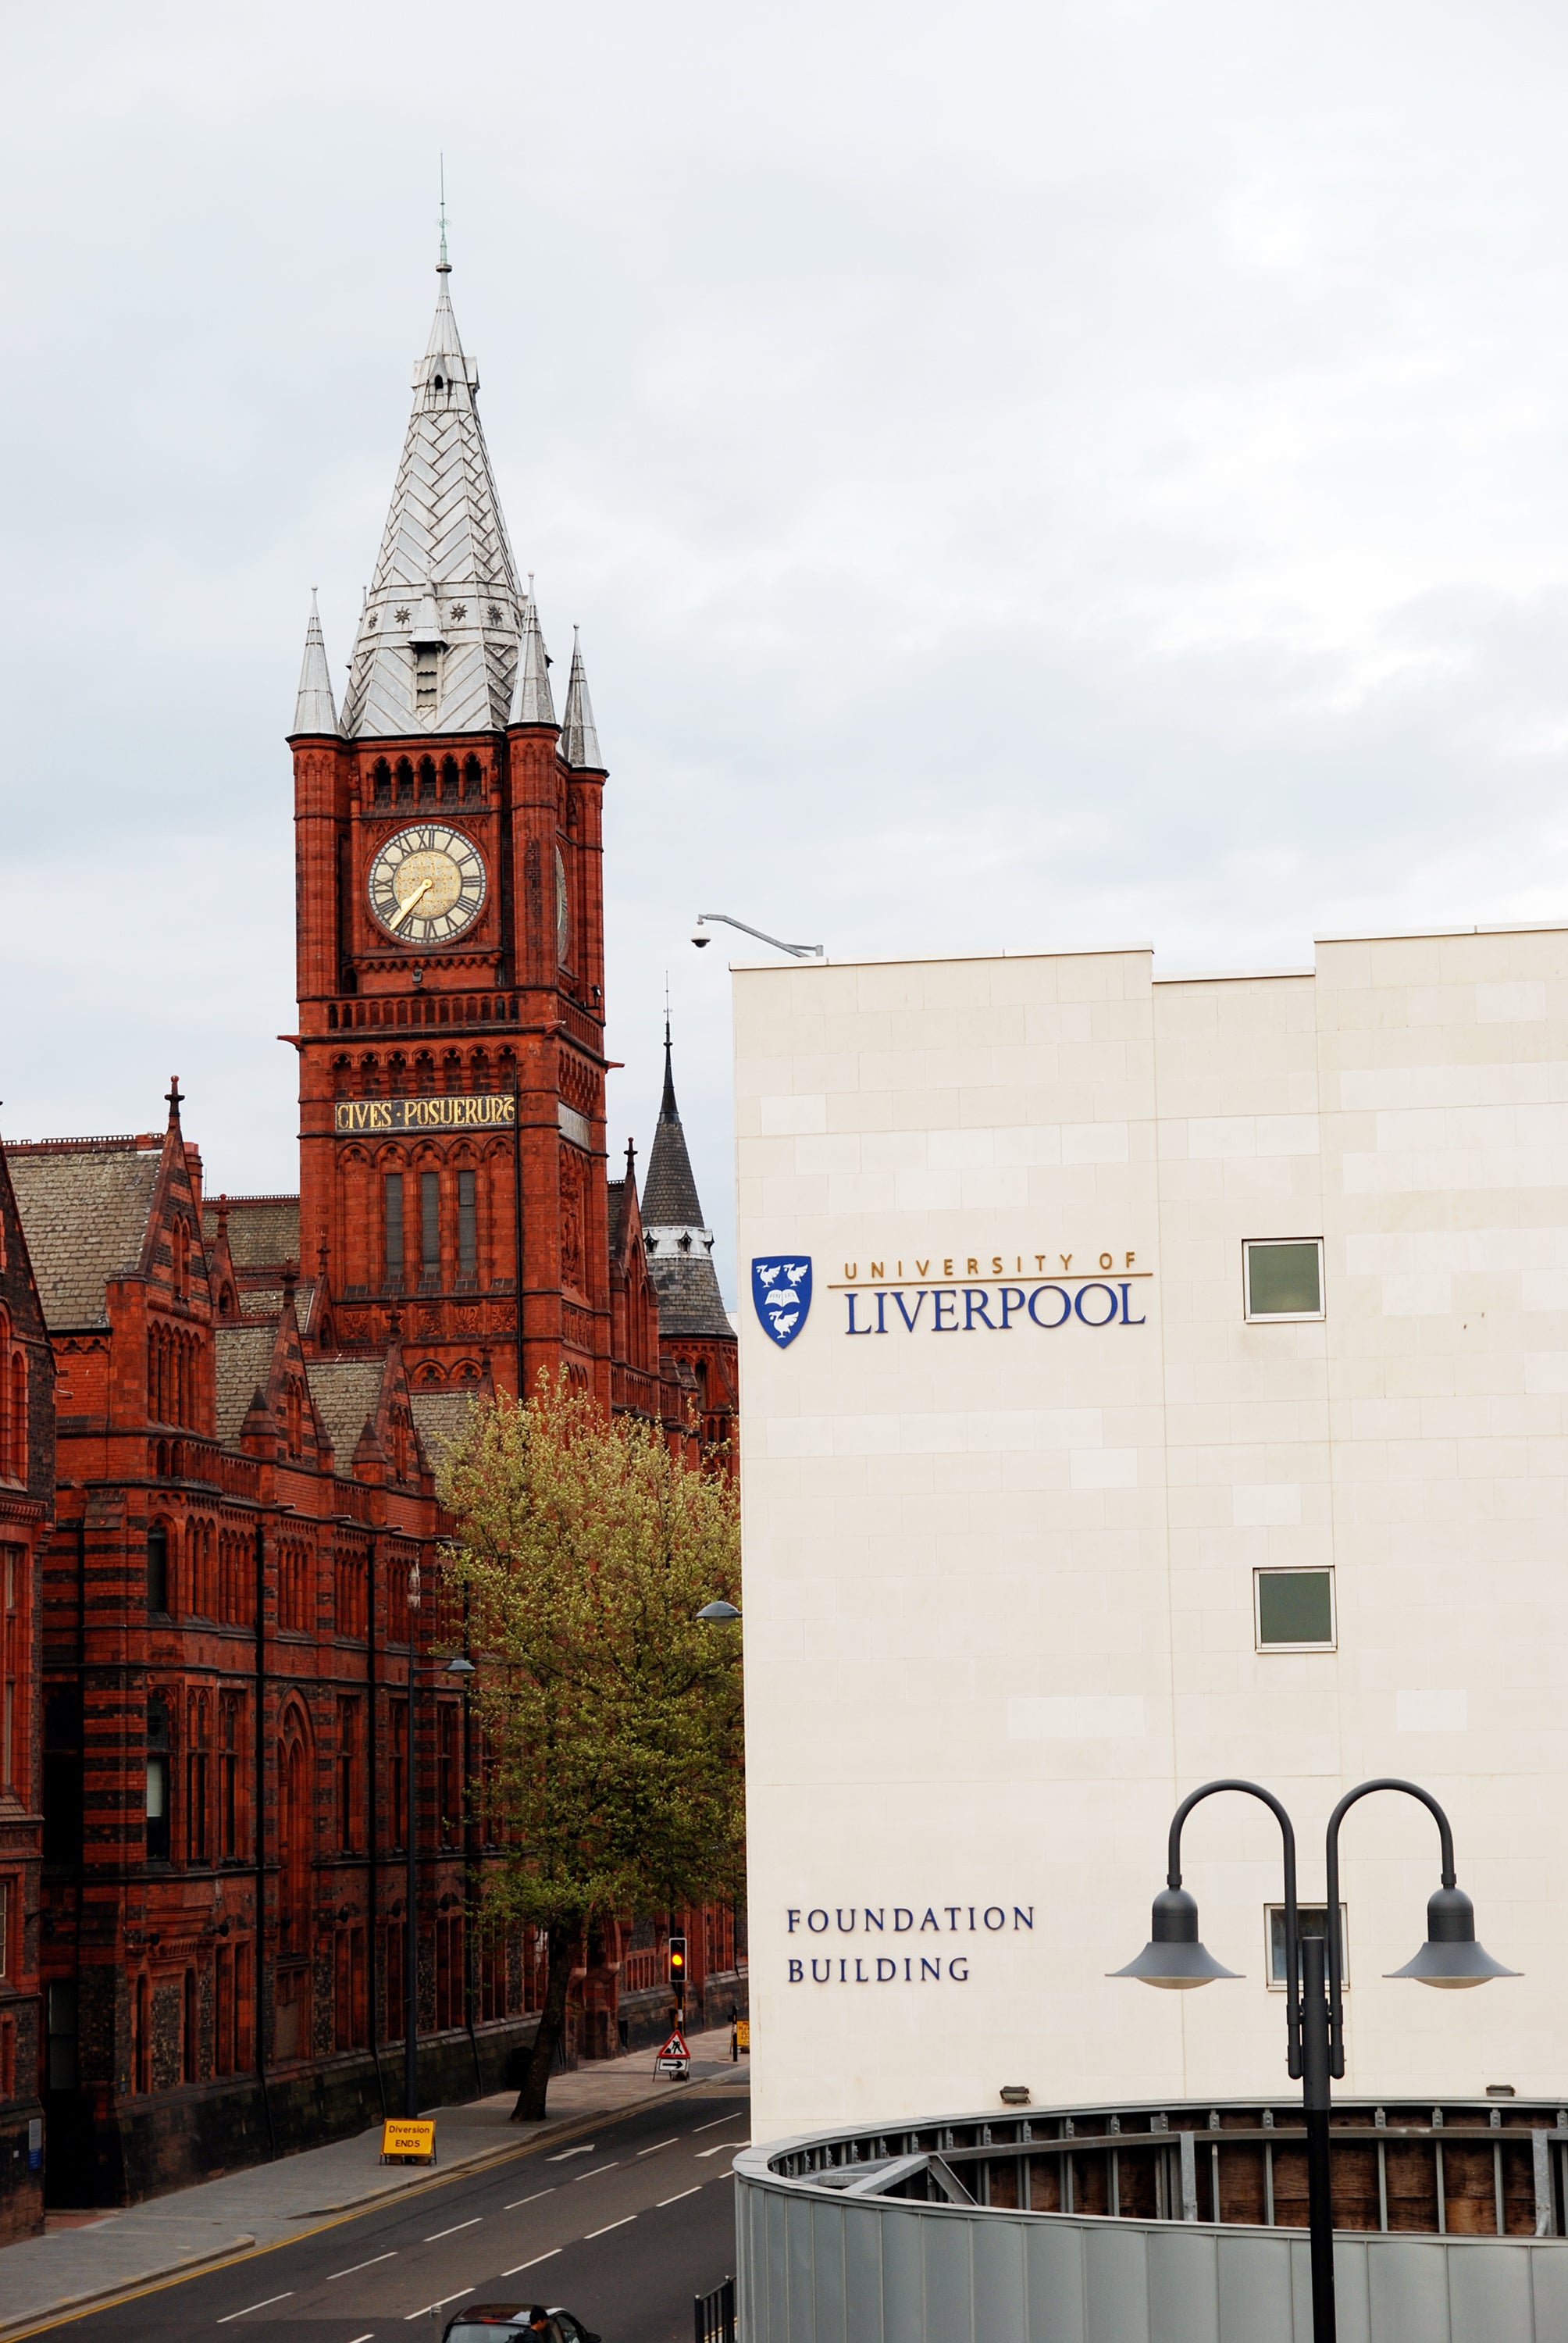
[[380, 2117, 437, 2163], [655, 2027, 691, 2077]]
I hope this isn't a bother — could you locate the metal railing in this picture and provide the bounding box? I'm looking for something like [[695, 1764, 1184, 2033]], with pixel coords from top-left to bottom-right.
[[693, 2275, 736, 2343]]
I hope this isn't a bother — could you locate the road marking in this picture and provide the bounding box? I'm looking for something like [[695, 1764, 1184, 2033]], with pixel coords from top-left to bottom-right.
[[218, 2295, 294, 2323], [696, 2138, 745, 2157], [502, 2189, 555, 2209], [692, 2113, 739, 2131], [404, 2288, 473, 2321], [572, 2161, 619, 2180], [583, 2216, 636, 2240], [501, 2252, 560, 2278], [422, 2220, 481, 2241], [347, 2333, 375, 2341], [636, 2138, 680, 2156], [547, 2144, 595, 2160], [657, 2187, 701, 2207], [330, 2256, 397, 2281]]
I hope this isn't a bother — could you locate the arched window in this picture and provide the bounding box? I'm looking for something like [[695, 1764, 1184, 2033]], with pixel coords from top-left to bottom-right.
[[2, 1349, 22, 1481], [372, 758, 392, 806], [395, 757, 414, 804], [276, 1708, 312, 1947], [418, 755, 437, 803], [463, 754, 483, 801], [187, 1692, 210, 1863], [440, 754, 459, 804], [147, 1521, 169, 1616], [146, 1696, 170, 1863]]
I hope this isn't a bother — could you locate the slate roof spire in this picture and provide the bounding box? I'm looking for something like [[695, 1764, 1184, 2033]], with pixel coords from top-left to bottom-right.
[[291, 591, 340, 735], [340, 249, 522, 739], [559, 627, 604, 769], [509, 576, 556, 726], [642, 1016, 732, 1339]]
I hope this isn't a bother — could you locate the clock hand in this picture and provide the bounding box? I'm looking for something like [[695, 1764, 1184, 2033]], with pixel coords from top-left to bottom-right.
[[386, 877, 433, 933]]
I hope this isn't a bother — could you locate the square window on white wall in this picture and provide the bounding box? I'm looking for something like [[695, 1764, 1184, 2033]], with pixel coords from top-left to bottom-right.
[[1244, 1238, 1324, 1322], [1255, 1567, 1335, 1651]]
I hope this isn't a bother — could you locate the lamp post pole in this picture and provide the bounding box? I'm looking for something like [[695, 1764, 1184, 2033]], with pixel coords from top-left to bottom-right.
[[1114, 1776, 1515, 2343]]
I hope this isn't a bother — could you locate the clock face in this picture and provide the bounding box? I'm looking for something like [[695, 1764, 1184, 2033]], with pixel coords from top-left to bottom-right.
[[368, 825, 486, 944]]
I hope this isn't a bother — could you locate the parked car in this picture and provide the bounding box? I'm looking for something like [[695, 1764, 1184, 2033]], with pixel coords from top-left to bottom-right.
[[442, 2304, 601, 2343]]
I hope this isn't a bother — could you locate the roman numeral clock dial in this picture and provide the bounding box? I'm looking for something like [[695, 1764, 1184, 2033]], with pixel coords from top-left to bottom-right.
[[367, 825, 487, 945]]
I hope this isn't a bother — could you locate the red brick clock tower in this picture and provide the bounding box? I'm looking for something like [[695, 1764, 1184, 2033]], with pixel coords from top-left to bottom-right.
[[289, 255, 611, 1401]]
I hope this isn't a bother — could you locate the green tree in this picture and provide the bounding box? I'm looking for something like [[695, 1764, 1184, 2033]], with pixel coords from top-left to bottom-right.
[[438, 1374, 743, 2119]]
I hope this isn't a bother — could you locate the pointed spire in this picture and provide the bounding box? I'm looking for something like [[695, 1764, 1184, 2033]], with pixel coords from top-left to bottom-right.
[[339, 260, 522, 739], [166, 1075, 184, 1129], [509, 578, 556, 726], [660, 1005, 678, 1122], [559, 627, 604, 769], [292, 591, 340, 736], [643, 1015, 731, 1338]]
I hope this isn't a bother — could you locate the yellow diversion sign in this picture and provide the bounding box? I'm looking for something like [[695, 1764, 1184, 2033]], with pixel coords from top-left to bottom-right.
[[380, 2118, 437, 2163]]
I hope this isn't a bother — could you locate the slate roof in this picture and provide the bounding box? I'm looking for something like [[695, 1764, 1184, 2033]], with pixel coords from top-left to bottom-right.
[[410, 1389, 479, 1459], [205, 1198, 301, 1271], [643, 1043, 705, 1231], [5, 1142, 163, 1328], [213, 1323, 276, 1443], [647, 1248, 735, 1340], [308, 1361, 387, 1464]]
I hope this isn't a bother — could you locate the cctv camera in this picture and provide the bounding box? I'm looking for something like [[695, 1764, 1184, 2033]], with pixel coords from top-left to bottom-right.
[[691, 921, 710, 948]]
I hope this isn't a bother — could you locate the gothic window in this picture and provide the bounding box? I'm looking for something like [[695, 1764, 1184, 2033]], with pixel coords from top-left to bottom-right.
[[1, 1547, 24, 1797], [276, 1709, 311, 1949], [338, 1696, 364, 1853], [420, 1171, 440, 1286], [395, 758, 415, 804], [440, 755, 460, 804], [414, 1051, 435, 1095], [383, 1172, 405, 1291], [219, 1692, 243, 1860], [283, 1375, 305, 1459], [554, 846, 570, 965], [413, 646, 440, 710], [43, 1688, 82, 1867], [186, 1692, 210, 1865], [146, 1697, 171, 1863], [463, 754, 483, 801], [390, 1704, 408, 1853], [418, 755, 437, 802], [147, 1521, 170, 1616], [335, 1543, 368, 1640], [458, 1168, 478, 1282], [372, 759, 392, 805]]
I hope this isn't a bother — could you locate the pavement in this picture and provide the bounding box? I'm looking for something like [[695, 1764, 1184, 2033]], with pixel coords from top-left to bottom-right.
[[0, 2024, 750, 2338]]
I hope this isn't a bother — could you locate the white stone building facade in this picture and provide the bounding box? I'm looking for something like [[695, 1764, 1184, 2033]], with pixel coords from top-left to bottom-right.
[[734, 926, 1568, 2143]]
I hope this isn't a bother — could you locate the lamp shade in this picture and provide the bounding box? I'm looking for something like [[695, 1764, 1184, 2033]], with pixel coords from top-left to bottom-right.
[[1384, 1885, 1519, 1989], [445, 1655, 476, 1677], [697, 1600, 742, 1623], [1110, 1886, 1242, 1990]]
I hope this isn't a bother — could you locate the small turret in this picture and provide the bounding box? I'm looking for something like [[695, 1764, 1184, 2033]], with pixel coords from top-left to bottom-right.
[[291, 592, 340, 736], [559, 626, 604, 769], [510, 580, 556, 726]]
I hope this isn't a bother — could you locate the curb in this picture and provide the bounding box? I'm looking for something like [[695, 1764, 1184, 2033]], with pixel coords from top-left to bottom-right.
[[0, 2235, 258, 2342], [298, 2061, 747, 2214]]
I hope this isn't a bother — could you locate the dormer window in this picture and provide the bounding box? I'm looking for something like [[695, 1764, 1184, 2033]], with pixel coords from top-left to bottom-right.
[[413, 644, 440, 708]]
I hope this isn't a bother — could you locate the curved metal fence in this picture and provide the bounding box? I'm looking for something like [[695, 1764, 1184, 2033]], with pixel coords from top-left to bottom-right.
[[733, 2099, 1568, 2341]]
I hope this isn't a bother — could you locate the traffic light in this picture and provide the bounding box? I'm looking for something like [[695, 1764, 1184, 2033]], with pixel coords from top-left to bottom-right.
[[668, 1935, 688, 1997]]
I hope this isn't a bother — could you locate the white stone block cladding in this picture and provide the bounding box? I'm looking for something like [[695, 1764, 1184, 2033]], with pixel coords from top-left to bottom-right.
[[734, 929, 1568, 2143]]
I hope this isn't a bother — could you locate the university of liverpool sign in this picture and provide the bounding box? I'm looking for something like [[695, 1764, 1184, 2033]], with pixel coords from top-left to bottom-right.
[[333, 1093, 516, 1136]]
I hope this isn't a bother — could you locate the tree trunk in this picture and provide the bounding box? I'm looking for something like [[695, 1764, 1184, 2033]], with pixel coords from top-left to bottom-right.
[[510, 1923, 576, 2121]]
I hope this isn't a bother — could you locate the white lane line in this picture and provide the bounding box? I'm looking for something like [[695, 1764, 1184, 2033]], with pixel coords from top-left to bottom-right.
[[583, 2215, 636, 2240], [696, 2138, 746, 2157], [547, 2144, 595, 2161], [636, 2138, 680, 2157], [347, 2333, 376, 2341], [502, 2188, 556, 2209], [692, 2112, 739, 2131], [330, 2255, 397, 2281], [657, 2187, 701, 2207], [218, 2294, 294, 2323], [501, 2251, 561, 2278], [404, 2288, 474, 2321], [572, 2161, 620, 2180], [422, 2219, 482, 2241]]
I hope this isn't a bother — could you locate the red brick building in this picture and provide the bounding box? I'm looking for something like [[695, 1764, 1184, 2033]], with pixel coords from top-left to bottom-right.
[[0, 1143, 52, 2239], [5, 255, 740, 2216]]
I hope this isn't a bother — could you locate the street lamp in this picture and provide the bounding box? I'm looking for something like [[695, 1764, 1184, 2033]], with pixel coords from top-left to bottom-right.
[[403, 1553, 476, 2119], [691, 913, 823, 959], [696, 1600, 741, 1623], [1113, 1776, 1515, 2343]]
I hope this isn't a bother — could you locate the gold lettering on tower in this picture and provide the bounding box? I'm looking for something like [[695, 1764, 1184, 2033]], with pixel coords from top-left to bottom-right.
[[333, 1092, 517, 1136]]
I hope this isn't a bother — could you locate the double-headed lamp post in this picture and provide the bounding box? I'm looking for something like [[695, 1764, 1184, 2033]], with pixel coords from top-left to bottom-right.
[[1113, 1777, 1516, 2343], [404, 1559, 476, 2120]]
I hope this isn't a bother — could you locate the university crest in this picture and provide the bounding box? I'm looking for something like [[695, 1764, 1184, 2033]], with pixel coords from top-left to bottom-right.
[[752, 1255, 812, 1347]]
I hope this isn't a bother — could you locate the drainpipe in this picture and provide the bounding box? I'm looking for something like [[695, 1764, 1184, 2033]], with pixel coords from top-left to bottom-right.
[[254, 1517, 275, 2159]]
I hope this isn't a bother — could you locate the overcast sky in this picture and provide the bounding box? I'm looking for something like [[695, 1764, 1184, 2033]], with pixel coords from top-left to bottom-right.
[[10, 0, 1568, 1300]]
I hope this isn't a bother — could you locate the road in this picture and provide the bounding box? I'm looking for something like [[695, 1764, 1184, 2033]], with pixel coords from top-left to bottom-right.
[[42, 2084, 749, 2343]]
